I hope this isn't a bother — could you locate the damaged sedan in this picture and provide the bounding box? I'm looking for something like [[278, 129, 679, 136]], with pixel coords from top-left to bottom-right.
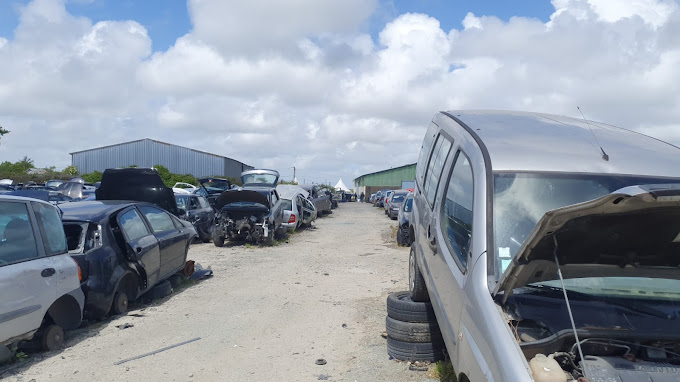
[[212, 169, 284, 246], [409, 111, 680, 382]]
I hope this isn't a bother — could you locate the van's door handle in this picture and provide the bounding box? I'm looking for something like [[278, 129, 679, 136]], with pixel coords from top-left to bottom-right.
[[41, 268, 56, 277]]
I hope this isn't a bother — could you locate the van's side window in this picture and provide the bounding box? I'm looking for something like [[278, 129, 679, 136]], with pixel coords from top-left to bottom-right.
[[416, 122, 439, 190], [441, 152, 474, 270], [424, 135, 453, 207]]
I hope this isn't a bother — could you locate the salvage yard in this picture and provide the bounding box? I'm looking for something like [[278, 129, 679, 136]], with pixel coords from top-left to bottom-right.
[[2, 202, 434, 382]]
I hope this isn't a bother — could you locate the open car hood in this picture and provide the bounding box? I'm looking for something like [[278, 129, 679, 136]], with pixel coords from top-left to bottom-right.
[[96, 168, 179, 216], [495, 184, 680, 297], [240, 169, 279, 188], [215, 189, 270, 210]]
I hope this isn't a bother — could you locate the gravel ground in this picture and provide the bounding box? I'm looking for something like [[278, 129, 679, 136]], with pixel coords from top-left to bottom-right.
[[2, 202, 439, 382]]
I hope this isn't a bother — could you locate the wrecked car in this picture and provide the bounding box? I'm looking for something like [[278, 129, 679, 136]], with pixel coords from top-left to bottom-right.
[[409, 111, 680, 382], [276, 184, 317, 232], [60, 168, 196, 319], [300, 184, 332, 215], [212, 170, 284, 246], [174, 193, 214, 242], [196, 177, 232, 208], [0, 195, 84, 351]]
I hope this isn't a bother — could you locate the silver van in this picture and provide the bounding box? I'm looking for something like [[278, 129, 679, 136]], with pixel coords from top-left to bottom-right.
[[0, 195, 84, 352], [410, 111, 680, 381]]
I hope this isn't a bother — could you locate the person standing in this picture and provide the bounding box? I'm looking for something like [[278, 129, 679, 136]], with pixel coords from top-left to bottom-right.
[[360, 192, 365, 202]]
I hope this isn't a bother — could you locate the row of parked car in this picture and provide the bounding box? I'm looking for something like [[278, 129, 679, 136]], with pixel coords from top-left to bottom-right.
[[1, 167, 343, 357], [169, 170, 335, 246], [367, 189, 414, 246]]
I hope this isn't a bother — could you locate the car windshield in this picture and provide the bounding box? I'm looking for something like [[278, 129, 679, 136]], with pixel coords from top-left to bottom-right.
[[391, 194, 406, 202], [532, 277, 680, 301], [202, 180, 230, 193], [493, 172, 680, 276], [242, 173, 277, 185]]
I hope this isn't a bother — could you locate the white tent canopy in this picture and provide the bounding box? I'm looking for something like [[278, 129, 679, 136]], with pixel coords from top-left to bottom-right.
[[334, 178, 350, 192]]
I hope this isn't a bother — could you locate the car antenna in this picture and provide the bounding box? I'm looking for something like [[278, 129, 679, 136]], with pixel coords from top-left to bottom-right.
[[552, 235, 589, 381], [577, 106, 609, 161]]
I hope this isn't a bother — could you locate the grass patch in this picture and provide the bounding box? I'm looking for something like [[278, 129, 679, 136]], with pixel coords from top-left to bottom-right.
[[245, 243, 253, 249], [426, 360, 456, 382]]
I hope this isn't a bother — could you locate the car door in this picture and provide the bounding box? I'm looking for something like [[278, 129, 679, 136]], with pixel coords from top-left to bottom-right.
[[298, 195, 316, 224], [269, 190, 283, 229], [138, 205, 186, 278], [415, 131, 458, 349], [117, 207, 162, 289], [0, 199, 56, 343]]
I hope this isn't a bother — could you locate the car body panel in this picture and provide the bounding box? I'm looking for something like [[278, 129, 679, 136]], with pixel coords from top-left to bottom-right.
[[300, 184, 332, 214], [240, 169, 280, 188]]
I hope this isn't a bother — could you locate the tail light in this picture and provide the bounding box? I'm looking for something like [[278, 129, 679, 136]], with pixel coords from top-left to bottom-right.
[[288, 215, 296, 224]]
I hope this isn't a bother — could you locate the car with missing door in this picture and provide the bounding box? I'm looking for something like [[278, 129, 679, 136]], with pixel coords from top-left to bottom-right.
[[0, 195, 84, 351], [409, 110, 680, 382]]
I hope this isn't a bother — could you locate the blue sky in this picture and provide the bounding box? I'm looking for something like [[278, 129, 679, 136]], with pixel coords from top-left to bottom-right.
[[0, 0, 555, 52]]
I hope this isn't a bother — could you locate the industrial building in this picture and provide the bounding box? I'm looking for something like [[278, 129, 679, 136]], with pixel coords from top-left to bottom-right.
[[70, 138, 253, 178], [353, 163, 416, 199]]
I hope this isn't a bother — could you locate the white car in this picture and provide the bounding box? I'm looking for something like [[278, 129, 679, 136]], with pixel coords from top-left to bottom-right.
[[0, 195, 84, 351], [276, 185, 317, 232]]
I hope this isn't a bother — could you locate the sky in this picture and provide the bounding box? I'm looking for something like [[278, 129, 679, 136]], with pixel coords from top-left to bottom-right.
[[1, 0, 680, 185]]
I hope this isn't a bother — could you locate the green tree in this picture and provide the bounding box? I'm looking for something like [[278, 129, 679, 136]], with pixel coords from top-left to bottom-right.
[[0, 125, 8, 141], [81, 171, 103, 183], [62, 165, 78, 176]]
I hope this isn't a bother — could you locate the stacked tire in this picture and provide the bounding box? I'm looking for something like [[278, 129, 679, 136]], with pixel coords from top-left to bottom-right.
[[385, 291, 445, 362]]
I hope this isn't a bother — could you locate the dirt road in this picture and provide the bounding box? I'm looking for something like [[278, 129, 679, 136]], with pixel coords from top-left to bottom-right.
[[3, 202, 437, 382]]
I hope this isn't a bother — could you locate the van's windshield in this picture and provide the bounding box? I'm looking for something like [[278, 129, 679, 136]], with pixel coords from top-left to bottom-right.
[[492, 172, 680, 277]]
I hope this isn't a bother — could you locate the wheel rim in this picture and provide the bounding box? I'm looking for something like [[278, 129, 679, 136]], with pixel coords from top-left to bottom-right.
[[409, 249, 416, 293], [116, 293, 128, 313]]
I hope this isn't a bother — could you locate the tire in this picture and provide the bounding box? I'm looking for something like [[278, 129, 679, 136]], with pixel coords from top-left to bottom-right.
[[396, 229, 404, 246], [409, 247, 429, 302], [386, 337, 445, 362], [41, 325, 64, 351], [168, 273, 184, 288], [111, 291, 129, 315], [145, 280, 173, 301], [386, 316, 442, 343], [213, 230, 225, 247], [386, 291, 435, 322]]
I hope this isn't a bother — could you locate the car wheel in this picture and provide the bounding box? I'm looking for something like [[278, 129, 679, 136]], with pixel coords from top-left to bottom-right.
[[212, 230, 225, 247], [41, 324, 64, 351], [397, 229, 404, 246], [111, 290, 129, 315], [409, 247, 429, 302], [386, 337, 445, 362], [386, 291, 435, 322], [385, 316, 443, 343]]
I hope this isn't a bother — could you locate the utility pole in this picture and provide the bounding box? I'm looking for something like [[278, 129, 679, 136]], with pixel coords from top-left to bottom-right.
[[293, 166, 296, 181]]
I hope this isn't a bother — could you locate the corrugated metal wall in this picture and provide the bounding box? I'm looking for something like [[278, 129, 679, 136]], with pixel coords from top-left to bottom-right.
[[354, 164, 416, 188], [72, 139, 250, 178]]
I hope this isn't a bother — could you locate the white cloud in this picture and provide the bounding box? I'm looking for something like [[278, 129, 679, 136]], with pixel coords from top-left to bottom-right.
[[2, 0, 680, 185]]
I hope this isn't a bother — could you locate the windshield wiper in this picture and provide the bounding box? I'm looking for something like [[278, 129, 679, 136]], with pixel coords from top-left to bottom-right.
[[523, 284, 673, 319]]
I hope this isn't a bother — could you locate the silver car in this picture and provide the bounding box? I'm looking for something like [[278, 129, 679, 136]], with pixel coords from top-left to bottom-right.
[[410, 110, 680, 382], [276, 185, 317, 232], [1, 196, 84, 351]]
